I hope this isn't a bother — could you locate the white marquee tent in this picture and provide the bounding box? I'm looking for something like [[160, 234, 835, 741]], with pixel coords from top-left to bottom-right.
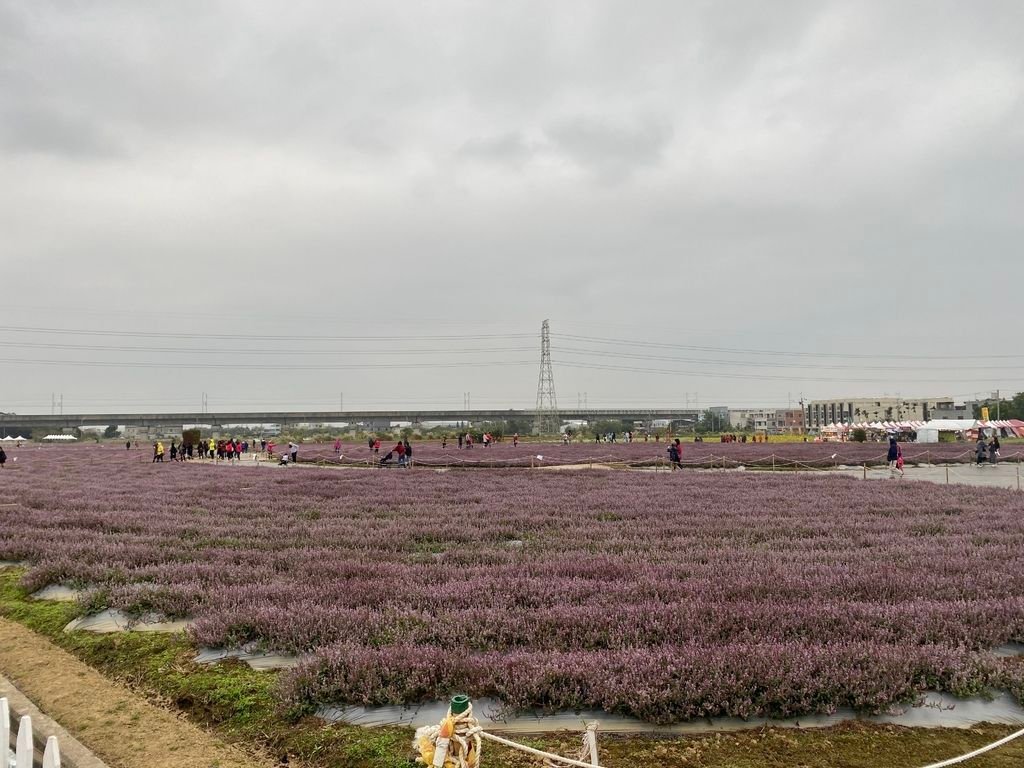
[[915, 420, 980, 444]]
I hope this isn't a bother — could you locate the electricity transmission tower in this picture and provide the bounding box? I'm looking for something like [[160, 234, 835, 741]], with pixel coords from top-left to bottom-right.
[[534, 319, 560, 435]]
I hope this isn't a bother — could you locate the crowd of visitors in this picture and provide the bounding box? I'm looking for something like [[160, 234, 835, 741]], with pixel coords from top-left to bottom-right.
[[148, 437, 276, 463]]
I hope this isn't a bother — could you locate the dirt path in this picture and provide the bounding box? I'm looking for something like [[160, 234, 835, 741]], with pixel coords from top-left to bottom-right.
[[0, 617, 276, 768]]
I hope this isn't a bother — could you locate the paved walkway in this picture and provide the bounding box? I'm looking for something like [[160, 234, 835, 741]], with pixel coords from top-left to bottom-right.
[[815, 462, 1024, 491]]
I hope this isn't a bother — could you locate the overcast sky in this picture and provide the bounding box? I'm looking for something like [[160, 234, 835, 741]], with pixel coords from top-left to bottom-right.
[[1, 1, 1022, 415]]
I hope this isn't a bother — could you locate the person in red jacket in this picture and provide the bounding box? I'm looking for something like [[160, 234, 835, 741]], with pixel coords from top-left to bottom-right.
[[394, 440, 407, 467]]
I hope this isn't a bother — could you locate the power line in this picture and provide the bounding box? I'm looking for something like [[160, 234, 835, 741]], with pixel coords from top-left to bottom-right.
[[556, 360, 1022, 385], [0, 325, 533, 342], [0, 341, 535, 356], [555, 333, 1024, 361], [555, 346, 1024, 372], [0, 357, 536, 371]]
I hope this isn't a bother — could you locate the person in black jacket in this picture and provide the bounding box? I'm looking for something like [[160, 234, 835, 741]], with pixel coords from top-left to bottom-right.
[[988, 434, 1000, 465], [887, 436, 900, 477], [667, 439, 682, 470]]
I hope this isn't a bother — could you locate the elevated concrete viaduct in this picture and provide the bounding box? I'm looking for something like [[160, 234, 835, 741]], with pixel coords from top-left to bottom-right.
[[2, 409, 699, 431]]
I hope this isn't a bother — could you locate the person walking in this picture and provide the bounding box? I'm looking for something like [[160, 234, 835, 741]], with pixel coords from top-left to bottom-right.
[[169, 441, 178, 462], [887, 436, 900, 477], [289, 442, 299, 464], [457, 433, 464, 449], [403, 438, 412, 468], [667, 441, 680, 469], [394, 440, 407, 467], [0, 445, 7, 469], [125, 439, 131, 451], [975, 435, 988, 466], [989, 434, 1001, 465]]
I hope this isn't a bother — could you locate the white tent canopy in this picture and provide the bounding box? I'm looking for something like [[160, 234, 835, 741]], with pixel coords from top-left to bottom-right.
[[41, 434, 77, 441], [920, 419, 979, 431], [915, 419, 980, 444]]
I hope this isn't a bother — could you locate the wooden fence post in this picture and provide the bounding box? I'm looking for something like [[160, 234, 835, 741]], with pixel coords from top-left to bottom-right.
[[16, 715, 33, 768], [42, 736, 61, 768], [585, 722, 599, 766], [1, 697, 9, 766]]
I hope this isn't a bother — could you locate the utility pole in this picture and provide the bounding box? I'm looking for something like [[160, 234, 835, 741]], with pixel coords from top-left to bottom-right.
[[59, 394, 63, 416], [534, 319, 560, 435], [340, 392, 343, 413], [51, 392, 55, 416]]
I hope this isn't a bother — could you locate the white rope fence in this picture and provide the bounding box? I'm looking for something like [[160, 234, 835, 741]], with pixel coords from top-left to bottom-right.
[[413, 696, 1024, 768], [919, 725, 1024, 768]]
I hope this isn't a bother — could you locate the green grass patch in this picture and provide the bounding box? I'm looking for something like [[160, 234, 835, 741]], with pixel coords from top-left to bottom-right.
[[0, 569, 415, 767]]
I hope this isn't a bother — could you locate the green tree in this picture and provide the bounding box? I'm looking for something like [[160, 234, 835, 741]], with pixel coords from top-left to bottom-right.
[[695, 410, 726, 434], [974, 392, 1024, 421], [103, 425, 120, 438]]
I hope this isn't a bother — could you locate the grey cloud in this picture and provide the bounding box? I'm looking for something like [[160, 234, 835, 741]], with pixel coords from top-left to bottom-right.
[[457, 132, 535, 166], [544, 115, 673, 181], [0, 102, 124, 158], [1, 0, 1022, 411]]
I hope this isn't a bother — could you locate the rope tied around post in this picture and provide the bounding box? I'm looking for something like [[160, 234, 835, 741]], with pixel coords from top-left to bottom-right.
[[413, 697, 1024, 768], [415, 696, 603, 768], [415, 695, 481, 768]]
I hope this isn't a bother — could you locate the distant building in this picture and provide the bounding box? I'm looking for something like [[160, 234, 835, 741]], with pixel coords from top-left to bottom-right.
[[753, 408, 805, 434], [123, 425, 183, 441], [806, 397, 951, 429], [929, 400, 980, 421], [727, 408, 804, 433], [728, 409, 756, 429]]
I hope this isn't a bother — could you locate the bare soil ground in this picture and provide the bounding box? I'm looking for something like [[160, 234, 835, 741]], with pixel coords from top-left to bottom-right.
[[0, 617, 276, 768]]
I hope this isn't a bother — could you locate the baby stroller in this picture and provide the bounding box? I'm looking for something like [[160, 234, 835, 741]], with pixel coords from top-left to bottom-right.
[[379, 451, 394, 466]]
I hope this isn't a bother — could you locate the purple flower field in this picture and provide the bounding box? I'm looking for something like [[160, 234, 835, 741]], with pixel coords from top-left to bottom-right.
[[299, 439, 1023, 469], [1, 446, 1023, 723]]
